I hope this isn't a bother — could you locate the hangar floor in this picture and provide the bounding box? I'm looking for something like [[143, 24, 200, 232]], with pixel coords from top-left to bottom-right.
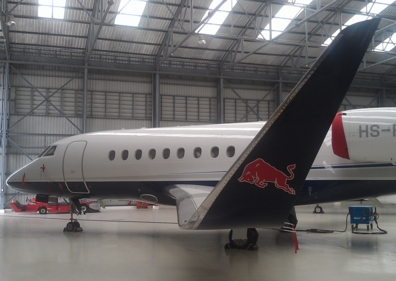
[[1, 203, 396, 281]]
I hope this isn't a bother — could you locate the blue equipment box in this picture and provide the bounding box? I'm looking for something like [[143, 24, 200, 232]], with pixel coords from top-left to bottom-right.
[[349, 206, 374, 225]]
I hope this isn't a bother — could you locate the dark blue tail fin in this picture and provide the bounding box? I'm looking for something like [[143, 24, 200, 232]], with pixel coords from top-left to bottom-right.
[[186, 18, 380, 230]]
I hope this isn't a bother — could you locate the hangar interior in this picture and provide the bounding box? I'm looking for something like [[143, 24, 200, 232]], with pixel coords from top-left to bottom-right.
[[1, 0, 396, 208], [1, 1, 396, 280]]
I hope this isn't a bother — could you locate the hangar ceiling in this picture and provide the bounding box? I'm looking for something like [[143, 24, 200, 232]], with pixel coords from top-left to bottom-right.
[[0, 0, 395, 86]]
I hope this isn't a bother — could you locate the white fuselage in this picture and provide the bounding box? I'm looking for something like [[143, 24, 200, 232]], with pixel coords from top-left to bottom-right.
[[7, 108, 396, 204]]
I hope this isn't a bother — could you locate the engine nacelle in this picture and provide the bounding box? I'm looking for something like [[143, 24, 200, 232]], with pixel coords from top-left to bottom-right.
[[332, 108, 396, 164]]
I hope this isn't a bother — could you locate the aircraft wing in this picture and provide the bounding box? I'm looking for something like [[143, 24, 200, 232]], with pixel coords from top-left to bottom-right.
[[164, 18, 380, 230]]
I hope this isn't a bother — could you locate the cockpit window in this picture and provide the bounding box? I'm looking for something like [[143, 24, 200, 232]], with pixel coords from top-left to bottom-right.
[[38, 147, 51, 157], [43, 146, 57, 157]]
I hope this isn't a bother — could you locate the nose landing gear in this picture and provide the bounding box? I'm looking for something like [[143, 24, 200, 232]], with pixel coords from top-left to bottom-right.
[[225, 228, 259, 250], [63, 198, 83, 232], [64, 219, 82, 232]]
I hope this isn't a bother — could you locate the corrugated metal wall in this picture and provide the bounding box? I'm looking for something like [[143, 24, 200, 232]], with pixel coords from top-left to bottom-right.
[[160, 78, 218, 124], [224, 82, 277, 123]]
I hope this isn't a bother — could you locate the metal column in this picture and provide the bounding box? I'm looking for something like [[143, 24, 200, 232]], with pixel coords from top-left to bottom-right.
[[1, 62, 9, 211], [83, 64, 88, 133], [152, 73, 160, 128], [217, 77, 224, 123]]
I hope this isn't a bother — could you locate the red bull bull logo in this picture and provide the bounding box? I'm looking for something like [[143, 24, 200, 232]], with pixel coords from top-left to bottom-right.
[[238, 158, 296, 195]]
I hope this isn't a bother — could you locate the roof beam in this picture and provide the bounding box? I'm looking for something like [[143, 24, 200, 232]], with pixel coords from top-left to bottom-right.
[[85, 0, 114, 63], [231, 0, 344, 65], [158, 0, 228, 64], [221, 1, 267, 64], [0, 0, 11, 58], [156, 0, 189, 63]]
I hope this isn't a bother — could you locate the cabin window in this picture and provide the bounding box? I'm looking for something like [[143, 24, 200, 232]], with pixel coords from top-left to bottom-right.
[[163, 148, 170, 159], [211, 146, 219, 158], [109, 150, 116, 161], [149, 149, 156, 159], [135, 149, 142, 160], [227, 146, 235, 157], [122, 150, 129, 160], [194, 147, 202, 158], [177, 148, 185, 159]]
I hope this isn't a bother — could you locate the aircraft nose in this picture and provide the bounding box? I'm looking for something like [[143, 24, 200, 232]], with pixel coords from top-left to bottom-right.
[[6, 170, 26, 192]]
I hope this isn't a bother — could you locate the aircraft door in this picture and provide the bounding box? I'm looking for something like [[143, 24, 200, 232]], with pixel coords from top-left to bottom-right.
[[63, 141, 90, 194]]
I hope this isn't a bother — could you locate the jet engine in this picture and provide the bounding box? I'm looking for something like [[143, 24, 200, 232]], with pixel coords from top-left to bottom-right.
[[332, 108, 396, 164]]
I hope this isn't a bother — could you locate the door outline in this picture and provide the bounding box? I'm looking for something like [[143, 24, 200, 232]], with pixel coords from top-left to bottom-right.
[[63, 141, 90, 194]]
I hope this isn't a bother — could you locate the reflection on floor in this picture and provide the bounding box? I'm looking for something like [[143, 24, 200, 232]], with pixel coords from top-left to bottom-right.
[[1, 202, 396, 281]]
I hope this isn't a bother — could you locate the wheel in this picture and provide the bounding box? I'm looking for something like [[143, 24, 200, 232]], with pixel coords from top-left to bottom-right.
[[314, 206, 323, 213], [73, 221, 80, 228], [81, 205, 87, 213], [38, 207, 47, 214], [228, 230, 249, 249], [227, 229, 258, 250], [66, 222, 75, 232]]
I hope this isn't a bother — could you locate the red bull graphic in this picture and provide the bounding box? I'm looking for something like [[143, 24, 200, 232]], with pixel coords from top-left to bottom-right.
[[238, 158, 296, 195]]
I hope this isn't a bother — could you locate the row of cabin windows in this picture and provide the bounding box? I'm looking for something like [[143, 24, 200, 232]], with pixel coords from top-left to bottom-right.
[[108, 146, 236, 161]]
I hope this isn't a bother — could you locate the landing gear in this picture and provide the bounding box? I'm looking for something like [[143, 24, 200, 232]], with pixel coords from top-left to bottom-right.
[[64, 220, 82, 232], [225, 228, 259, 250], [313, 205, 324, 214], [288, 207, 298, 226], [63, 198, 83, 232]]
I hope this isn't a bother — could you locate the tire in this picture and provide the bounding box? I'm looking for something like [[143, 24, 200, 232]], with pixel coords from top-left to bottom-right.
[[66, 222, 75, 232], [38, 207, 47, 214], [81, 205, 87, 213], [230, 238, 249, 249], [228, 229, 257, 250], [314, 206, 323, 213]]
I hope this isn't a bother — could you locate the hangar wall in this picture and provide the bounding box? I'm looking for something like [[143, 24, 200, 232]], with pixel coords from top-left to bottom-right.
[[2, 64, 396, 207], [2, 66, 273, 205]]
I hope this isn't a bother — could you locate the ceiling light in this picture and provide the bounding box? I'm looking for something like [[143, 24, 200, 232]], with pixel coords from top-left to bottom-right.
[[6, 15, 16, 27], [198, 35, 206, 45]]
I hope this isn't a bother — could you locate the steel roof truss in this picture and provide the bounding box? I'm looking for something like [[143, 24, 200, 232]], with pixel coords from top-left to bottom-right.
[[156, 0, 189, 62], [221, 1, 267, 64], [233, 0, 343, 65], [85, 0, 114, 63], [160, 0, 227, 64]]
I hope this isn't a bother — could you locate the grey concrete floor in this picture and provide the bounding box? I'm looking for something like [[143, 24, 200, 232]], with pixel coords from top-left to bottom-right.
[[1, 203, 396, 281]]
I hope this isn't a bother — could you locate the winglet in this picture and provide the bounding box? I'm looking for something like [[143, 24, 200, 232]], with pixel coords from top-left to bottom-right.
[[183, 18, 380, 230]]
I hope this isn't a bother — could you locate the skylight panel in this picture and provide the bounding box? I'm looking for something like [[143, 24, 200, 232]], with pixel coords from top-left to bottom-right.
[[323, 0, 393, 46], [38, 0, 66, 19], [322, 15, 372, 46], [115, 0, 147, 27], [198, 0, 238, 35], [258, 0, 313, 40], [374, 33, 396, 52]]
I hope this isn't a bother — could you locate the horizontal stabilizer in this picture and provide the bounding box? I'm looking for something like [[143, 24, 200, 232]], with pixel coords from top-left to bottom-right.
[[180, 18, 380, 230], [165, 185, 213, 227]]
